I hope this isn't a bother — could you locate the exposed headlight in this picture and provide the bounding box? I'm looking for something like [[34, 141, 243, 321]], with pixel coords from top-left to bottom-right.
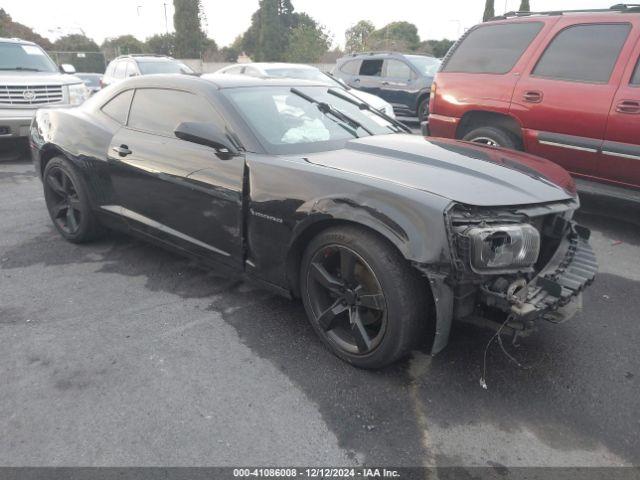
[[463, 224, 540, 273], [68, 83, 90, 106]]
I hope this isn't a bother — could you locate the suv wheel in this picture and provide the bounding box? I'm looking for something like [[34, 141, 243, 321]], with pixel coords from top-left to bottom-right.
[[463, 126, 521, 150], [418, 98, 430, 122]]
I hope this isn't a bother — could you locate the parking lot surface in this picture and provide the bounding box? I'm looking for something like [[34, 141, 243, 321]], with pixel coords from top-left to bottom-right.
[[1, 148, 639, 468]]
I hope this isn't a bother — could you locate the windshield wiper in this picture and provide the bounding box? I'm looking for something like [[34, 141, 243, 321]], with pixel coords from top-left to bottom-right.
[[0, 67, 42, 72], [290, 87, 374, 137], [327, 88, 413, 134]]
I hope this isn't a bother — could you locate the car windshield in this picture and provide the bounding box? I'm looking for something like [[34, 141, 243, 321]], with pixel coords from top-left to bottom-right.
[[406, 55, 441, 76], [264, 67, 331, 83], [0, 43, 58, 72], [222, 86, 399, 154], [137, 60, 194, 75]]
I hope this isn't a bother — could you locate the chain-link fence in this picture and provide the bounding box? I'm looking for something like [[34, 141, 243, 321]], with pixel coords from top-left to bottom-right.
[[47, 51, 107, 74]]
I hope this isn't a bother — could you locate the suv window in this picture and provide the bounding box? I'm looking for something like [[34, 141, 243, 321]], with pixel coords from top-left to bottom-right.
[[127, 88, 215, 137], [101, 89, 134, 124], [443, 22, 543, 74], [105, 62, 116, 77], [113, 61, 127, 79], [533, 24, 631, 84], [125, 61, 138, 78], [632, 58, 640, 86], [385, 59, 412, 79], [339, 60, 360, 75], [223, 65, 244, 74], [359, 59, 383, 77]]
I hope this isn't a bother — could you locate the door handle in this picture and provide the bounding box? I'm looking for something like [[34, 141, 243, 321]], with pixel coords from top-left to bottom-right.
[[523, 90, 543, 103], [353, 78, 361, 83], [616, 100, 640, 114], [382, 81, 390, 86], [112, 145, 132, 157]]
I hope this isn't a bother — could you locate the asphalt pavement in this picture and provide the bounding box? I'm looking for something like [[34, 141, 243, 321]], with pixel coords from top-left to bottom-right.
[[0, 141, 639, 469]]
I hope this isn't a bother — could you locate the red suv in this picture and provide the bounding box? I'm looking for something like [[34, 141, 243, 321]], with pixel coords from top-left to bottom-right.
[[427, 4, 640, 193]]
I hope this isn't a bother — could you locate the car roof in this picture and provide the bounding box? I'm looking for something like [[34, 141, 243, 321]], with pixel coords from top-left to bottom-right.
[[487, 7, 640, 23], [114, 73, 330, 90], [0, 37, 36, 46]]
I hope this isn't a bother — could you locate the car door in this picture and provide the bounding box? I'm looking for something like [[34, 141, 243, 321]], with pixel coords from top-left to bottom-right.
[[380, 58, 416, 115], [511, 21, 634, 177], [600, 38, 640, 188], [352, 58, 384, 96], [106, 87, 245, 266]]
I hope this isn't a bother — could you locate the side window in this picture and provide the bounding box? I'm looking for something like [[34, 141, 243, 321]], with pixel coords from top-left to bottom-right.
[[533, 24, 631, 84], [443, 22, 543, 74], [630, 58, 640, 86], [125, 61, 138, 78], [385, 59, 412, 79], [101, 89, 134, 124], [223, 65, 243, 74], [105, 62, 116, 77], [244, 67, 261, 77], [340, 60, 361, 75], [113, 61, 127, 79], [359, 59, 383, 77], [127, 88, 220, 137]]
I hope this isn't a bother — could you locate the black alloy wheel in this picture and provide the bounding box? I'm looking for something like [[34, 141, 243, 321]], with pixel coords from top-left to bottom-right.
[[44, 166, 82, 235], [42, 156, 104, 243], [306, 245, 387, 355]]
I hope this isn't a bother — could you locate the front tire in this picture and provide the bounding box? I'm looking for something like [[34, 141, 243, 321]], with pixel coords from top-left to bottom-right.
[[300, 226, 429, 369], [462, 126, 521, 150], [43, 156, 104, 243]]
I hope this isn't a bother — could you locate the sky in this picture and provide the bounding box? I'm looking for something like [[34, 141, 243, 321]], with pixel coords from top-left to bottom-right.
[[1, 0, 616, 48]]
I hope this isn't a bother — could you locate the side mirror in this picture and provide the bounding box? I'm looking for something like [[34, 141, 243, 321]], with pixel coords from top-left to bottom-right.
[[174, 122, 240, 159], [60, 64, 76, 74]]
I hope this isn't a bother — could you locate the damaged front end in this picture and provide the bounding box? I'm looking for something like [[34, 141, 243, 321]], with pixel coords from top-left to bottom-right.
[[425, 200, 597, 354]]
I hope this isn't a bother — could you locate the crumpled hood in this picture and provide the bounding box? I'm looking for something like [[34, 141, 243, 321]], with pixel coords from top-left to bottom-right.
[[0, 71, 83, 86], [306, 134, 576, 207]]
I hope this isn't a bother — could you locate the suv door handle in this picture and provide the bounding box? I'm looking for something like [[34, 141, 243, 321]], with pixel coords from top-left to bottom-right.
[[523, 90, 543, 103], [112, 145, 132, 157], [382, 81, 390, 86], [353, 78, 361, 83], [616, 100, 640, 114]]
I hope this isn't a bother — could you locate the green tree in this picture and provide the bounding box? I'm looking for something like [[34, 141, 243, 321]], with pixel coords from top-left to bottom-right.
[[345, 20, 375, 53], [53, 34, 99, 52], [483, 0, 495, 21], [519, 0, 531, 11], [145, 33, 175, 56], [424, 39, 455, 58], [173, 0, 207, 58], [101, 35, 146, 59], [0, 8, 53, 49], [284, 23, 330, 62], [366, 21, 420, 51]]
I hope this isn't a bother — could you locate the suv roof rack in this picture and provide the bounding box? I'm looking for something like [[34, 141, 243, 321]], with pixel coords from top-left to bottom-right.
[[116, 54, 173, 59], [348, 51, 398, 57], [490, 3, 640, 20]]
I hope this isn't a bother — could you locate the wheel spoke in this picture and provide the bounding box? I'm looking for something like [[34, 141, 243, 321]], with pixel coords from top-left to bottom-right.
[[358, 292, 385, 311], [317, 300, 348, 331], [60, 172, 70, 193], [339, 249, 357, 284], [46, 174, 66, 195], [68, 196, 82, 211], [310, 262, 344, 293], [350, 308, 372, 353], [52, 201, 68, 219], [66, 207, 79, 232]]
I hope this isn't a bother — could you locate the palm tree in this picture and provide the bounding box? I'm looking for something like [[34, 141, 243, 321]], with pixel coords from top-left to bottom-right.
[[519, 0, 531, 12], [483, 0, 495, 21]]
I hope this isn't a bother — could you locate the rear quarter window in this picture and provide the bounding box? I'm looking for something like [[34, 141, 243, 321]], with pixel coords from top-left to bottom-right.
[[339, 60, 361, 75], [442, 22, 543, 74], [532, 23, 631, 84], [101, 89, 134, 124], [632, 59, 640, 86]]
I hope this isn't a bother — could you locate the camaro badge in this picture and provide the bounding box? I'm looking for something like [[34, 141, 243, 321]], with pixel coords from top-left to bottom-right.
[[250, 208, 283, 224]]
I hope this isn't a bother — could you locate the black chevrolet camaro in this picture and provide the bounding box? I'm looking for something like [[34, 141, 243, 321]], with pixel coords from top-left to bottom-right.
[[30, 74, 597, 369]]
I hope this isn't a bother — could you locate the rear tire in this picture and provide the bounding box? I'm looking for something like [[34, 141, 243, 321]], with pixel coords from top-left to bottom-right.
[[462, 126, 521, 150], [418, 98, 430, 122], [300, 226, 430, 369], [43, 156, 104, 243]]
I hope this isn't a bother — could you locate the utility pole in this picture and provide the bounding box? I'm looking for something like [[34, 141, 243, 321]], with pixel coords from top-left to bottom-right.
[[163, 2, 169, 34]]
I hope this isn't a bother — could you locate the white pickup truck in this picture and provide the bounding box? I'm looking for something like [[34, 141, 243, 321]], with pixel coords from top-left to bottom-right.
[[0, 37, 90, 140]]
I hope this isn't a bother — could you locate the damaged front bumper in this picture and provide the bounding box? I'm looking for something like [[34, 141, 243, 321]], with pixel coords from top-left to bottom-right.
[[424, 202, 598, 354]]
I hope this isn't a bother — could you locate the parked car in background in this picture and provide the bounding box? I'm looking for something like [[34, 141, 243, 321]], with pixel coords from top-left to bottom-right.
[[101, 55, 195, 89], [333, 52, 441, 121], [217, 62, 396, 118], [427, 4, 640, 194], [75, 73, 103, 95], [30, 74, 596, 368], [0, 37, 90, 140]]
